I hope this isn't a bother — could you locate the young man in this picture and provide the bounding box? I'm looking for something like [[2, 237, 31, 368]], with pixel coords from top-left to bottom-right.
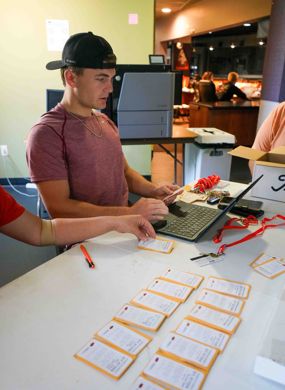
[[26, 32, 178, 221], [219, 72, 247, 101], [0, 186, 155, 246]]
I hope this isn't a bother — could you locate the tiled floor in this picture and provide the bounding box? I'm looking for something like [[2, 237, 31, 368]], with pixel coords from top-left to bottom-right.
[[151, 151, 183, 185], [151, 151, 251, 186]]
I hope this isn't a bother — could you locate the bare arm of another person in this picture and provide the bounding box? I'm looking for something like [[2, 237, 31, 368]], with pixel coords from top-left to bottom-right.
[[0, 210, 156, 246], [248, 106, 276, 175]]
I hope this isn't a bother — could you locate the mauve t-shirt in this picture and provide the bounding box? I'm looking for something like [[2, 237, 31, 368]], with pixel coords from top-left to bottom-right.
[[26, 104, 128, 206]]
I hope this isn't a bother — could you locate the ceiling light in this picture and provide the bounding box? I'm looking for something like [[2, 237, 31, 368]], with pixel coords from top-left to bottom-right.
[[176, 42, 183, 49], [230, 43, 236, 49], [208, 31, 212, 34], [243, 23, 251, 27], [161, 8, 171, 13], [209, 46, 214, 51], [258, 40, 265, 46]]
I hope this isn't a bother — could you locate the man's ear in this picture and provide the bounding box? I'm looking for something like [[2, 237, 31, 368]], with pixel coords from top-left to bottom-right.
[[65, 69, 77, 87]]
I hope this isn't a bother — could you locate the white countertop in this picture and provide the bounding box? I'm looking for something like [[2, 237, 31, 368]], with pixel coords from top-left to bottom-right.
[[0, 183, 284, 389]]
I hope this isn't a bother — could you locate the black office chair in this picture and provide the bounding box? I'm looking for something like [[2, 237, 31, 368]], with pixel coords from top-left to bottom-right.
[[198, 81, 218, 102]]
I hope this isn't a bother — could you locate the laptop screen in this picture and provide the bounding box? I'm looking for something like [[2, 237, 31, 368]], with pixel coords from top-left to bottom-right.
[[219, 175, 263, 216]]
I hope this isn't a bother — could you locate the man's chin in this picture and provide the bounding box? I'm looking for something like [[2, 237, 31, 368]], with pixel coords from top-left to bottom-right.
[[94, 101, 107, 110]]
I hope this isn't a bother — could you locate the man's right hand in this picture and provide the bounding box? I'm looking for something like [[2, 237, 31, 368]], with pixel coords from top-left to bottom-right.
[[130, 198, 168, 221]]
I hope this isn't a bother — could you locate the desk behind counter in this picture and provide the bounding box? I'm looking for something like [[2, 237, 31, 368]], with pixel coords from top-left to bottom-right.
[[189, 101, 260, 146], [121, 124, 197, 184]]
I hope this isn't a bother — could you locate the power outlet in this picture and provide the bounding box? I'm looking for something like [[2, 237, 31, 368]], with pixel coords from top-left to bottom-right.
[[0, 145, 8, 156]]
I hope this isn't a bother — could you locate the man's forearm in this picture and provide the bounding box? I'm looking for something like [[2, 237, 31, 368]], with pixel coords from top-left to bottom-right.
[[44, 197, 131, 219], [125, 166, 157, 197]]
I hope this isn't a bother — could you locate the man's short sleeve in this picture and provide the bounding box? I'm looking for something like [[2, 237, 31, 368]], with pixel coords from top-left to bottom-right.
[[26, 124, 68, 183]]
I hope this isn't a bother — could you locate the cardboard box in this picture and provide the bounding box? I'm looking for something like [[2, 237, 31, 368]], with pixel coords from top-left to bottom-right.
[[229, 146, 285, 202]]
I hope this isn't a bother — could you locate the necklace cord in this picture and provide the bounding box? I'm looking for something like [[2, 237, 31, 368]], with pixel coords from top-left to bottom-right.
[[69, 111, 103, 138]]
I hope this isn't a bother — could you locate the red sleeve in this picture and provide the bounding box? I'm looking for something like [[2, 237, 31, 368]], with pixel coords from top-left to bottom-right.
[[0, 186, 25, 227]]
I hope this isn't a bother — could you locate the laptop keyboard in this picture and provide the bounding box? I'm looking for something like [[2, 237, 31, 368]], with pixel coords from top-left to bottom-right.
[[159, 203, 220, 240]]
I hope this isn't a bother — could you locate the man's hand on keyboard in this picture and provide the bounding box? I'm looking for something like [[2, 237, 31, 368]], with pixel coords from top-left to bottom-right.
[[130, 198, 169, 222]]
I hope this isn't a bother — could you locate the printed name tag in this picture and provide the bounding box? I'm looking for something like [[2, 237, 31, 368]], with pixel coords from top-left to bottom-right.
[[205, 277, 251, 299], [175, 319, 230, 352], [138, 237, 175, 254], [131, 290, 180, 317], [143, 353, 206, 390], [114, 304, 166, 332], [250, 252, 282, 268], [187, 304, 241, 334], [74, 339, 134, 380], [254, 258, 285, 279], [159, 332, 218, 371], [147, 278, 193, 302], [95, 320, 152, 357], [160, 268, 204, 289], [196, 289, 245, 316]]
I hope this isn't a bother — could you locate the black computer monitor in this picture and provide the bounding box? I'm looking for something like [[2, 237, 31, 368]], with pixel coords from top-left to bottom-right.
[[149, 54, 165, 64], [173, 71, 183, 105], [46, 89, 64, 112]]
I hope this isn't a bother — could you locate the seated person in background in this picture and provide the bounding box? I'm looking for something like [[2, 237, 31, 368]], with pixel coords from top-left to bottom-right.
[[0, 186, 155, 246], [191, 73, 201, 103], [219, 72, 248, 101], [198, 71, 218, 102], [26, 32, 178, 222], [249, 101, 285, 174]]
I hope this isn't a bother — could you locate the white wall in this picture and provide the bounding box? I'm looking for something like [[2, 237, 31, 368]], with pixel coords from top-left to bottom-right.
[[0, 0, 154, 177]]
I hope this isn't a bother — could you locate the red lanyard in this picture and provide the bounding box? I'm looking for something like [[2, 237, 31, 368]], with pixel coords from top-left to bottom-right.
[[194, 174, 220, 193], [213, 214, 285, 255]]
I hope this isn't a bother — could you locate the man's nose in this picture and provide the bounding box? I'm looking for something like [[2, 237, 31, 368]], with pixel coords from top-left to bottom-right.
[[106, 79, 113, 93]]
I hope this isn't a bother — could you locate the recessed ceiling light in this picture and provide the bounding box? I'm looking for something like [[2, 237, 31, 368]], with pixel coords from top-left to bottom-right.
[[161, 7, 172, 13], [243, 23, 251, 27]]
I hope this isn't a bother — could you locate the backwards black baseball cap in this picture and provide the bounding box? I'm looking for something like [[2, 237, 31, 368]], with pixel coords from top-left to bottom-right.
[[46, 31, 116, 70]]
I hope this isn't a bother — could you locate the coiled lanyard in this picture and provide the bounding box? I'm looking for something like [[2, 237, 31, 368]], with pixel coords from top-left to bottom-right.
[[213, 214, 285, 255]]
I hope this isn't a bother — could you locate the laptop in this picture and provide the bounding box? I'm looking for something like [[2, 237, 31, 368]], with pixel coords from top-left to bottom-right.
[[155, 175, 263, 242]]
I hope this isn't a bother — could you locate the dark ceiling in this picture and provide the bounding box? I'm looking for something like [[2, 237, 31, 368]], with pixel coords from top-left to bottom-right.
[[197, 24, 258, 38]]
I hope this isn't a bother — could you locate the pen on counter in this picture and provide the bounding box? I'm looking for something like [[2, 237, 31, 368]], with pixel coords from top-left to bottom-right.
[[80, 244, 95, 269]]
